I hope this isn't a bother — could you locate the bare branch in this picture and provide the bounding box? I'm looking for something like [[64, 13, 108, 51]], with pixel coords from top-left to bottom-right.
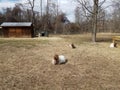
[[99, 0, 106, 7], [76, 0, 93, 14]]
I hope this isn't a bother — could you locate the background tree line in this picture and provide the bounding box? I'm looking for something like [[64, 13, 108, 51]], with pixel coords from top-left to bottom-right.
[[74, 0, 120, 33], [0, 0, 70, 36]]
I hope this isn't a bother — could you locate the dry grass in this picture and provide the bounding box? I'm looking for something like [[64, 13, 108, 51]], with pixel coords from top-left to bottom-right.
[[0, 33, 120, 90]]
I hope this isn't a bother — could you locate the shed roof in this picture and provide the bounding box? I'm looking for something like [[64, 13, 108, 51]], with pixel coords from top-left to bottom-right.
[[0, 22, 32, 27]]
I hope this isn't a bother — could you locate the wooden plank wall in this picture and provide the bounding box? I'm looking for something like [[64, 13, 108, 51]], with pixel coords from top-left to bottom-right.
[[3, 27, 32, 38]]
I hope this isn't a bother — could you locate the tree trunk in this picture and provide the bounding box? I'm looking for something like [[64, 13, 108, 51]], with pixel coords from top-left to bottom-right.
[[27, 0, 35, 37], [40, 0, 42, 18], [92, 0, 99, 42]]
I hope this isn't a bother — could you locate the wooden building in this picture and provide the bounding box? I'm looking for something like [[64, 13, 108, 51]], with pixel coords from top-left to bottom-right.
[[0, 22, 33, 38]]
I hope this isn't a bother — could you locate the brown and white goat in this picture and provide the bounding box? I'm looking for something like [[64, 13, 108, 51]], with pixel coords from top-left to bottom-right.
[[52, 54, 67, 65]]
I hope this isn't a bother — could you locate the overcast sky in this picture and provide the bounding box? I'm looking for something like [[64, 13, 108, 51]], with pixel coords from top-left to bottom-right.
[[0, 0, 111, 22]]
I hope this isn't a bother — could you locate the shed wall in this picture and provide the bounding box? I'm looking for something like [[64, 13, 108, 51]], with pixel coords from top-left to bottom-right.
[[3, 27, 32, 38]]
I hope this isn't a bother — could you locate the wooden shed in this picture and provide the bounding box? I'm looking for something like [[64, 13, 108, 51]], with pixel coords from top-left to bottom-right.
[[0, 22, 33, 38]]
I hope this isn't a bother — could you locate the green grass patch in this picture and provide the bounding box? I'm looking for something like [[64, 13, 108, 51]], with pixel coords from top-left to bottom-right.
[[61, 34, 92, 45], [0, 39, 50, 48]]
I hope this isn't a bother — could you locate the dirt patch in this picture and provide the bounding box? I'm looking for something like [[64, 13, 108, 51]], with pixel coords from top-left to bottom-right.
[[0, 33, 120, 90]]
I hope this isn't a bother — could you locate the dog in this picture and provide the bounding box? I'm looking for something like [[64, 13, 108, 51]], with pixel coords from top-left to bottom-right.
[[52, 54, 67, 65]]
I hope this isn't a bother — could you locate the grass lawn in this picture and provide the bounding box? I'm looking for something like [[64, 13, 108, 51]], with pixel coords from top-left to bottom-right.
[[0, 33, 120, 90]]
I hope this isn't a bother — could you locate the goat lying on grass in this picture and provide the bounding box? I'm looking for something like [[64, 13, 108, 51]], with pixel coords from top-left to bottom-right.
[[52, 54, 67, 65], [110, 42, 117, 48], [69, 43, 76, 49]]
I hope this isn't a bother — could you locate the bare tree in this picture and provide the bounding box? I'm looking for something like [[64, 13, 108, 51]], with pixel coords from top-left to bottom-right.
[[49, 0, 60, 34], [26, 0, 35, 37], [75, 6, 92, 33], [40, 0, 42, 18], [92, 0, 99, 42], [111, 0, 120, 32], [75, 0, 106, 42], [12, 4, 22, 22], [27, 0, 35, 25], [75, 7, 81, 24]]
